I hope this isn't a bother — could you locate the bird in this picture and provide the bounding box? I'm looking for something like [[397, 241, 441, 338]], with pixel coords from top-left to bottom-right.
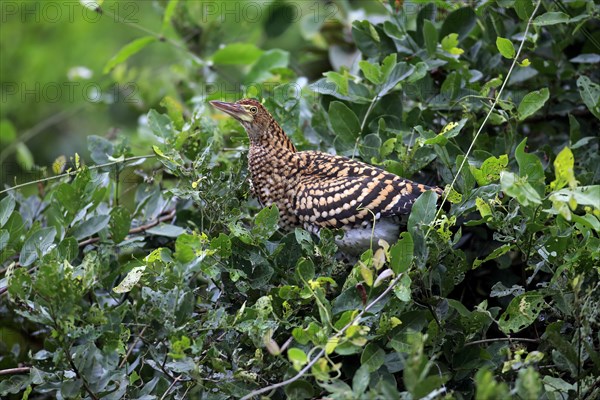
[[210, 98, 444, 254]]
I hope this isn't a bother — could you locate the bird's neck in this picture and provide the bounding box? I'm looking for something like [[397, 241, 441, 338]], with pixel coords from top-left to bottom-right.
[[250, 120, 297, 153]]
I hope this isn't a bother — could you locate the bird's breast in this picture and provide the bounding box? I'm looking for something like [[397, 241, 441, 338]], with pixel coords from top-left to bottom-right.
[[248, 147, 301, 224]]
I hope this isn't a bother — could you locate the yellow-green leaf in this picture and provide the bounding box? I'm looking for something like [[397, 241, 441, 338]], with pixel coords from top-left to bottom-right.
[[550, 147, 576, 190], [496, 37, 516, 59], [104, 36, 156, 74]]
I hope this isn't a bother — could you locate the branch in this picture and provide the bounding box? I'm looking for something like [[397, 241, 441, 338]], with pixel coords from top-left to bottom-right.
[[465, 337, 539, 346], [0, 155, 155, 195], [65, 344, 99, 400], [119, 326, 147, 368], [0, 367, 31, 376], [79, 209, 176, 247]]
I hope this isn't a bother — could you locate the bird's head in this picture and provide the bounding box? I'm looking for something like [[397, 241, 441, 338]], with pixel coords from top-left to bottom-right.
[[209, 98, 273, 143]]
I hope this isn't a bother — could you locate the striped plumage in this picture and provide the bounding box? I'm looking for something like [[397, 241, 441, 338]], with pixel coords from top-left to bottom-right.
[[210, 99, 442, 253]]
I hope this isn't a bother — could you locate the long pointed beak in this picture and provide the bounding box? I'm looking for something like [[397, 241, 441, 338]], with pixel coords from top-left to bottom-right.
[[209, 100, 253, 122]]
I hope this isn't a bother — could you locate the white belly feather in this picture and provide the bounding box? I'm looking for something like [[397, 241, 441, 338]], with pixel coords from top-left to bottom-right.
[[334, 219, 401, 255]]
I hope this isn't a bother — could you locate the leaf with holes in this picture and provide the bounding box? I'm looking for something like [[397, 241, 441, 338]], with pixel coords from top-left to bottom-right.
[[498, 292, 545, 334], [113, 266, 146, 293], [576, 76, 600, 120]]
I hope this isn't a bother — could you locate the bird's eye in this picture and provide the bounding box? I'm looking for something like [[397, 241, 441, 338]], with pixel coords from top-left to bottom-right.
[[249, 106, 258, 114]]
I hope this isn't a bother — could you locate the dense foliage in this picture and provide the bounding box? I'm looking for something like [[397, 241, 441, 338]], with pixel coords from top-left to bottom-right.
[[1, 0, 599, 399]]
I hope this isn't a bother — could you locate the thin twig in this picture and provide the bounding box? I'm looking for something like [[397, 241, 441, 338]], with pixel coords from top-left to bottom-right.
[[240, 2, 543, 399], [465, 337, 539, 346], [119, 326, 147, 368], [160, 375, 182, 400], [65, 344, 99, 400], [98, 6, 205, 66], [353, 95, 380, 159], [0, 367, 31, 376], [79, 208, 176, 247], [0, 155, 155, 195]]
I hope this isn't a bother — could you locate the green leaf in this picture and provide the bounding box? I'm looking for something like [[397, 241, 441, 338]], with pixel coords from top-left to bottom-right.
[[245, 49, 289, 83], [358, 60, 382, 85], [576, 76, 600, 120], [0, 119, 17, 145], [533, 12, 570, 26], [210, 233, 232, 258], [288, 348, 308, 371], [296, 258, 315, 282], [361, 343, 385, 372], [498, 292, 545, 334], [71, 215, 110, 240], [113, 266, 146, 293], [252, 205, 279, 241], [380, 54, 397, 79], [500, 171, 542, 206], [359, 133, 381, 160], [475, 198, 492, 219], [441, 33, 464, 55], [0, 230, 8, 252], [408, 190, 438, 232], [87, 135, 114, 164], [3, 212, 23, 247], [379, 62, 414, 97], [475, 368, 510, 398], [472, 244, 513, 269], [496, 37, 516, 59], [15, 143, 34, 171], [516, 368, 542, 399], [550, 147, 575, 192], [352, 364, 370, 395], [211, 42, 263, 65], [160, 96, 184, 131], [147, 109, 174, 139], [285, 380, 314, 399], [0, 196, 15, 228], [517, 88, 549, 121], [57, 237, 79, 262], [470, 155, 508, 185], [570, 54, 600, 64], [162, 0, 179, 32], [389, 232, 414, 274], [514, 0, 535, 21], [146, 223, 185, 238], [110, 206, 131, 244], [392, 273, 412, 302], [441, 71, 461, 100], [550, 186, 599, 209], [423, 20, 438, 56], [515, 138, 545, 195], [104, 36, 156, 74], [439, 7, 477, 40], [324, 71, 349, 96], [19, 227, 56, 266], [407, 61, 428, 83], [329, 101, 361, 152]]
